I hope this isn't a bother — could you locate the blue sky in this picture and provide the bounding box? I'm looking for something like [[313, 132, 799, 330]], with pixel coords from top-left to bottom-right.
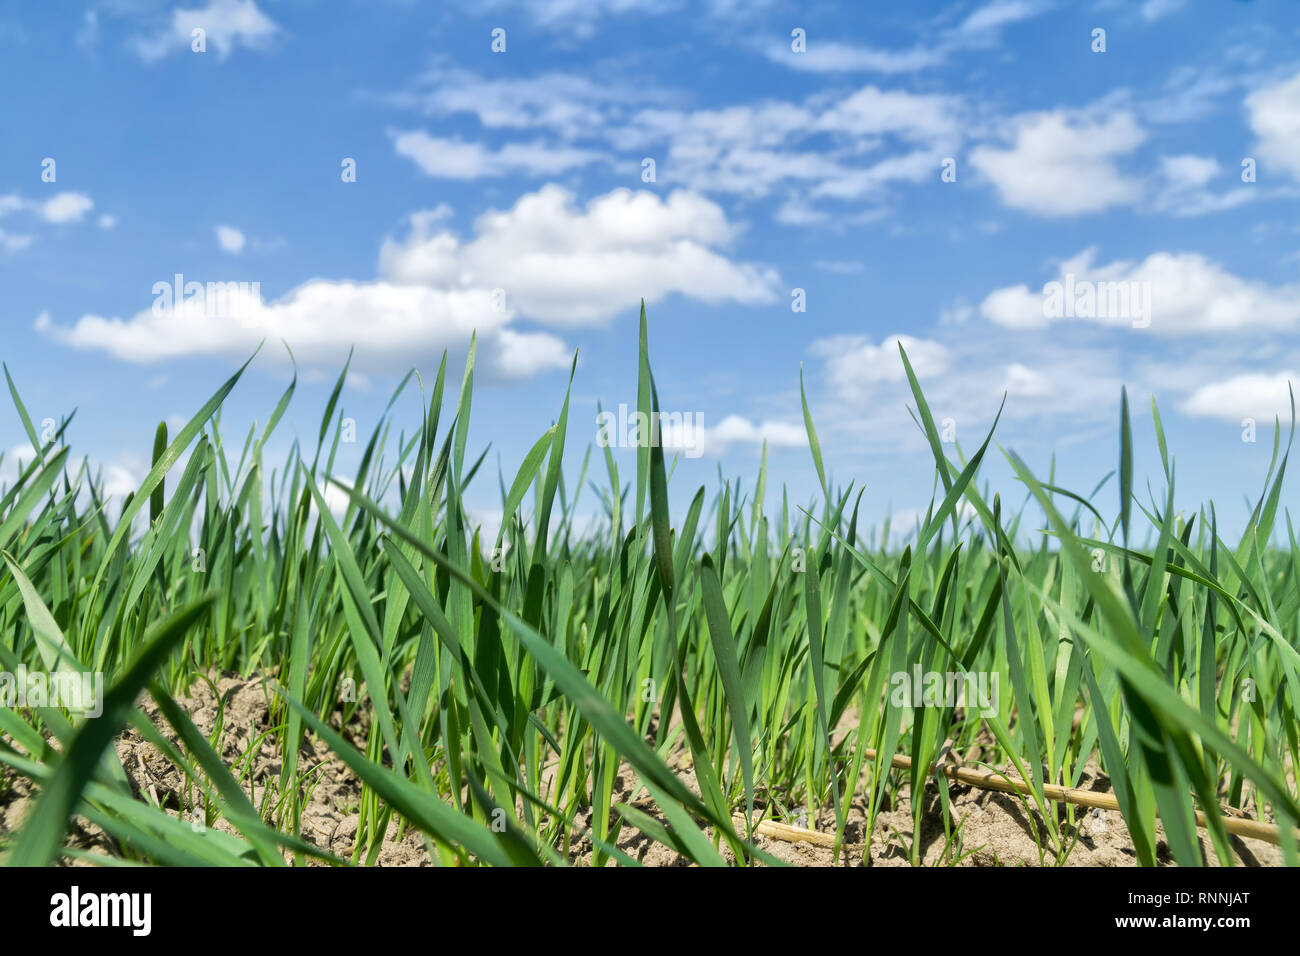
[[2, 0, 1299, 541]]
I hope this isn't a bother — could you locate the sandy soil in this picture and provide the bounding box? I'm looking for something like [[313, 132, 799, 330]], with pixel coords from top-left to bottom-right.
[[562, 752, 1282, 867], [0, 672, 1285, 866]]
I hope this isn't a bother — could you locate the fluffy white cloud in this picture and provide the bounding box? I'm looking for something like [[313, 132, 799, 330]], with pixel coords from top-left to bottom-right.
[[619, 412, 806, 459], [816, 87, 961, 145], [970, 110, 1146, 216], [36, 282, 569, 381], [391, 131, 607, 179], [708, 415, 805, 447], [317, 480, 354, 519], [379, 184, 779, 325], [1180, 372, 1297, 422], [216, 225, 246, 254], [0, 191, 96, 250], [980, 247, 1300, 334], [1001, 362, 1054, 399], [810, 333, 951, 405], [696, 416, 806, 456], [131, 0, 278, 62], [491, 328, 573, 380], [1159, 155, 1219, 190], [1, 190, 94, 223], [39, 184, 775, 379], [1247, 69, 1300, 183], [40, 192, 94, 223]]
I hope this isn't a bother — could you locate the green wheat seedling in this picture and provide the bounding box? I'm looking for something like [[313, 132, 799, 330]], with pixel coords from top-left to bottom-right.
[[0, 304, 1297, 867]]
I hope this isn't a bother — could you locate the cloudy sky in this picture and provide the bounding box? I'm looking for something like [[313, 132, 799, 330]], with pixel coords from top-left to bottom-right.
[[2, 0, 1298, 539]]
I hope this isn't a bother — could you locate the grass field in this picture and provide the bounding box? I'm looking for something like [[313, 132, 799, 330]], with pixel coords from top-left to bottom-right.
[[2, 305, 1298, 867]]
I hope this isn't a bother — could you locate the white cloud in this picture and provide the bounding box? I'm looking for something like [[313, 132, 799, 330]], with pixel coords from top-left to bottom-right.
[[1, 444, 143, 519], [215, 224, 246, 254], [39, 184, 775, 379], [940, 302, 975, 325], [1180, 372, 1297, 423], [1140, 0, 1185, 21], [0, 190, 94, 224], [708, 415, 805, 446], [699, 415, 806, 455], [40, 192, 94, 223], [390, 67, 671, 139], [0, 229, 34, 253], [0, 192, 96, 247], [36, 282, 569, 381], [955, 0, 1044, 39], [391, 131, 606, 179], [484, 0, 657, 36], [980, 285, 1046, 331], [803, 329, 1130, 453], [970, 110, 1146, 216], [477, 0, 773, 38], [767, 41, 946, 75], [815, 86, 962, 147], [774, 198, 831, 226], [980, 247, 1300, 334], [1140, 63, 1248, 126], [99, 459, 144, 501], [810, 334, 951, 404], [492, 328, 573, 380], [1153, 155, 1259, 216], [395, 67, 960, 213], [1159, 155, 1219, 190], [2, 444, 39, 485], [1247, 69, 1300, 183], [627, 412, 806, 459], [616, 86, 962, 201], [763, 0, 1046, 73], [1002, 362, 1054, 398], [131, 0, 278, 62], [379, 184, 779, 325], [98, 214, 118, 230], [317, 480, 353, 519]]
